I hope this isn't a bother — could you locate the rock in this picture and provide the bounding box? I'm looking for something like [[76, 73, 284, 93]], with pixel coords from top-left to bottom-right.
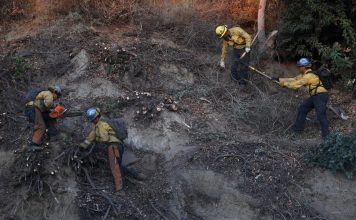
[[16, 50, 33, 57], [70, 49, 89, 79]]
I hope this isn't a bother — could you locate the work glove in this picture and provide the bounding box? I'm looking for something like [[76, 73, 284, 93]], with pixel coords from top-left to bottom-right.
[[219, 59, 225, 68], [79, 141, 89, 149], [245, 47, 251, 53]]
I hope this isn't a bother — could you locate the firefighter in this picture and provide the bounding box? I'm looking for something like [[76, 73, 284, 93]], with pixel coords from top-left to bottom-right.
[[216, 25, 252, 86], [273, 58, 330, 137], [79, 107, 125, 192], [25, 85, 62, 151]]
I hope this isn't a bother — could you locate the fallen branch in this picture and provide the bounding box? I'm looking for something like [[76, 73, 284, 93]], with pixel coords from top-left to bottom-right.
[[102, 205, 111, 220], [44, 182, 60, 204], [77, 144, 96, 160], [214, 154, 246, 163], [54, 152, 65, 161], [94, 193, 120, 215], [181, 119, 192, 129], [199, 97, 211, 104], [81, 167, 96, 189], [149, 200, 169, 220]]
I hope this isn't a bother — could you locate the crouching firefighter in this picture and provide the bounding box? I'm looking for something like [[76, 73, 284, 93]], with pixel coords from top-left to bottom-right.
[[216, 25, 252, 86], [79, 107, 127, 192], [24, 85, 63, 151], [273, 58, 330, 138]]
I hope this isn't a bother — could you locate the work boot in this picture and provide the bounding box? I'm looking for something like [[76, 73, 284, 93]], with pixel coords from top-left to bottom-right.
[[125, 167, 147, 180], [115, 183, 123, 192], [27, 144, 43, 152], [115, 189, 126, 197], [238, 80, 247, 86]]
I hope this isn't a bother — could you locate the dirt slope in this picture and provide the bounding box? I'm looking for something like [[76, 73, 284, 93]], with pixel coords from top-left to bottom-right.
[[0, 12, 355, 220]]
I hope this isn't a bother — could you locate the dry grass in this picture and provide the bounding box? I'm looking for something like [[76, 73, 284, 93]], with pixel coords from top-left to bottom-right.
[[1, 0, 261, 26]]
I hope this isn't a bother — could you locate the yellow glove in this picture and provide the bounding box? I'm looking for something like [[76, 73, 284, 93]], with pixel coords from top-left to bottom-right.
[[278, 79, 286, 88], [219, 59, 225, 68], [79, 140, 90, 149]]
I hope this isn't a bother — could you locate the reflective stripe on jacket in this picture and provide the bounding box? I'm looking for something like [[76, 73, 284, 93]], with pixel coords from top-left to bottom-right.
[[221, 27, 252, 60], [279, 69, 328, 96], [83, 120, 121, 147], [26, 90, 55, 112]]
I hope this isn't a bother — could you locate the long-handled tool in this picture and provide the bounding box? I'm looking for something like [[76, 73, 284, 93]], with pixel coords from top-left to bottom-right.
[[240, 30, 260, 59], [245, 64, 279, 84], [246, 64, 348, 120], [327, 105, 349, 120], [247, 65, 273, 80]]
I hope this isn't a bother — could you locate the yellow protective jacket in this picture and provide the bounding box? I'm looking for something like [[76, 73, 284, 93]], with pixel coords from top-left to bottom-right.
[[26, 90, 55, 112], [279, 69, 328, 96], [82, 120, 121, 148], [221, 27, 252, 60]]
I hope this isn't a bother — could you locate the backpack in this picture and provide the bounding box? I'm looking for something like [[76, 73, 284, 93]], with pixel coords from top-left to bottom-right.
[[316, 66, 333, 90], [24, 87, 45, 104], [102, 117, 128, 141]]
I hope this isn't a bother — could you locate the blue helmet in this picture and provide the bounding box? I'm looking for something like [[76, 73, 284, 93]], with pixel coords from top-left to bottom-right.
[[296, 58, 311, 67], [86, 107, 101, 122], [49, 85, 62, 97]]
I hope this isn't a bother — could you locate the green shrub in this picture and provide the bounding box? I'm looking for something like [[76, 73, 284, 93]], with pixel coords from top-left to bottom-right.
[[278, 0, 356, 88], [306, 132, 356, 178], [14, 57, 31, 78]]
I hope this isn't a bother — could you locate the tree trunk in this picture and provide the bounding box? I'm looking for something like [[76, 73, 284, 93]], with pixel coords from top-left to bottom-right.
[[257, 0, 267, 51]]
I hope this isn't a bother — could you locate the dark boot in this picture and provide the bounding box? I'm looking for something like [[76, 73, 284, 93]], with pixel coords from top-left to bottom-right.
[[27, 143, 43, 152], [125, 167, 147, 180]]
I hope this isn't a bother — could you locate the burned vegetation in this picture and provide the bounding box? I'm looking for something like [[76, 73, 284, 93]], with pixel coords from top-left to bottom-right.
[[0, 1, 355, 220]]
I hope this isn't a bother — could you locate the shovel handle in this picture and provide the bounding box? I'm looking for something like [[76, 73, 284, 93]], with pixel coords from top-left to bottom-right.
[[239, 30, 260, 59]]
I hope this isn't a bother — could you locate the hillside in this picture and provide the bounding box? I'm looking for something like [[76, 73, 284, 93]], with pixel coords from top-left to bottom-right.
[[0, 1, 355, 220]]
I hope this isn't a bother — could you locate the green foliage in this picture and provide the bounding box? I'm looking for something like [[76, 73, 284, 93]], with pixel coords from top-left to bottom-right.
[[278, 0, 356, 87], [107, 64, 119, 75], [305, 132, 356, 178], [14, 57, 31, 78]]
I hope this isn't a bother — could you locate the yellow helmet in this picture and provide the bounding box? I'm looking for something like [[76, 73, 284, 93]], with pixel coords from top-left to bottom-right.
[[215, 25, 228, 38]]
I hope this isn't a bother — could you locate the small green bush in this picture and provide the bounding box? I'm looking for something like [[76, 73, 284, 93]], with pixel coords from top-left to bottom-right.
[[14, 57, 30, 78], [306, 132, 356, 178]]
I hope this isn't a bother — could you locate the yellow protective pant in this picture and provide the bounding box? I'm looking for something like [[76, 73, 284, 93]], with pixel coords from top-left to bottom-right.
[[32, 108, 46, 145], [108, 144, 123, 191]]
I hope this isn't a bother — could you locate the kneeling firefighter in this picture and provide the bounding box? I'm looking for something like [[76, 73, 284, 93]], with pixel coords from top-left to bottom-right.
[[24, 85, 64, 151], [273, 58, 330, 137], [79, 107, 145, 192]]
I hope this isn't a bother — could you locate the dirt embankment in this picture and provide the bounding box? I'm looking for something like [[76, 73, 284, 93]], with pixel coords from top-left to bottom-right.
[[0, 9, 355, 220]]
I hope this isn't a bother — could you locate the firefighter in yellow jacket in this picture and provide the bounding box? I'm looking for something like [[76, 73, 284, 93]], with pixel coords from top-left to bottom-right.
[[216, 25, 252, 85], [273, 58, 330, 137], [25, 86, 62, 151], [79, 107, 124, 192]]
